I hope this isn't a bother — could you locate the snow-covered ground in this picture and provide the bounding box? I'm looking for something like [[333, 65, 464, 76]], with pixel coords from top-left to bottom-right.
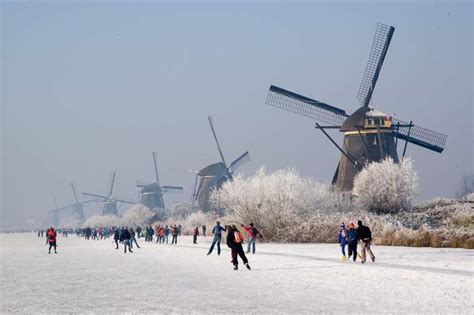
[[0, 233, 473, 314]]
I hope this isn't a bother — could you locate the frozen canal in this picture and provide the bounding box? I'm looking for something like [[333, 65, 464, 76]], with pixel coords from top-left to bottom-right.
[[1, 233, 473, 314]]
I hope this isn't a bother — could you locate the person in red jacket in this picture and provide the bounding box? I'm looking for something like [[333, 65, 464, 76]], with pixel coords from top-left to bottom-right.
[[47, 227, 58, 254], [241, 223, 263, 254]]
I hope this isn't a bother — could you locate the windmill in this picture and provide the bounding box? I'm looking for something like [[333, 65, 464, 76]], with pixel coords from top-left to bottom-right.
[[137, 152, 184, 209], [265, 23, 447, 190], [82, 172, 134, 216], [192, 116, 250, 212], [47, 185, 95, 226]]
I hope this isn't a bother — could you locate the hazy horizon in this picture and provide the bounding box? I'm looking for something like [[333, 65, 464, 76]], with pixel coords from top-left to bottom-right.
[[1, 2, 472, 228]]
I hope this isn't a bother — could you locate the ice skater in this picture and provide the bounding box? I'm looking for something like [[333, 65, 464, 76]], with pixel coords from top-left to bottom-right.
[[357, 220, 375, 263], [120, 227, 133, 253], [227, 225, 251, 271], [113, 228, 120, 249], [241, 223, 263, 254], [193, 226, 199, 244], [338, 223, 348, 261], [347, 223, 358, 262], [47, 227, 57, 254], [130, 228, 140, 249], [171, 225, 179, 245], [207, 221, 226, 255]]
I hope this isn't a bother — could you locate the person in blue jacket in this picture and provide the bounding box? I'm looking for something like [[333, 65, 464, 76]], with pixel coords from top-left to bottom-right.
[[338, 223, 348, 261], [347, 222, 358, 262], [207, 221, 226, 256]]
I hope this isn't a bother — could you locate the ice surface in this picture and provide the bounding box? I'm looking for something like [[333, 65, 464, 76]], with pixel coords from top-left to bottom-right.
[[1, 234, 473, 314]]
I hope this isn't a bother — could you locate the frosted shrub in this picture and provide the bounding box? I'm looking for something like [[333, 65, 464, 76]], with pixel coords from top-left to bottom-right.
[[83, 215, 120, 228], [120, 204, 156, 227], [211, 168, 352, 241], [353, 158, 418, 214]]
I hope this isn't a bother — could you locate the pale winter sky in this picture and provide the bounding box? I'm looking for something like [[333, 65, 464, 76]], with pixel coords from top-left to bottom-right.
[[1, 2, 472, 227]]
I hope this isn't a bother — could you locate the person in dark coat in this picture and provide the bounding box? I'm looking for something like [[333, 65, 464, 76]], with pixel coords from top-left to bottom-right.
[[113, 228, 120, 249], [193, 227, 199, 244], [347, 223, 358, 262], [357, 220, 374, 263], [119, 227, 133, 253], [202, 225, 206, 236], [226, 225, 251, 271], [171, 225, 178, 245]]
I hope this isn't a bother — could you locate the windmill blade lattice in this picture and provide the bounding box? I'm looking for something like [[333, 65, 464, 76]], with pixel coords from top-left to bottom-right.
[[357, 23, 395, 107], [266, 85, 348, 126], [392, 119, 447, 153]]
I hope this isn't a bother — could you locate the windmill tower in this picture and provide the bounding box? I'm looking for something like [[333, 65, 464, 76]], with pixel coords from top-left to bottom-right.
[[82, 172, 134, 216], [192, 116, 250, 212], [137, 152, 184, 209], [266, 23, 447, 190], [47, 184, 95, 226]]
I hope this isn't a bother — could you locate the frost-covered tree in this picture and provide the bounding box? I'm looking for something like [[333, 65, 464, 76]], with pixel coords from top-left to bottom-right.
[[455, 173, 474, 200], [211, 167, 352, 241], [120, 204, 156, 227], [83, 215, 120, 228], [353, 158, 418, 214]]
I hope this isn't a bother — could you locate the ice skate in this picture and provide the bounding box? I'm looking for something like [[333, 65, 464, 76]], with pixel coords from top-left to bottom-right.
[[233, 265, 238, 271], [245, 263, 251, 270]]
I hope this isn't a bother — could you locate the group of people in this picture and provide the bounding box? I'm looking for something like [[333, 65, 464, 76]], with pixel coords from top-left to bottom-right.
[[204, 221, 264, 271], [142, 225, 181, 244], [338, 220, 375, 263], [41, 219, 377, 269]]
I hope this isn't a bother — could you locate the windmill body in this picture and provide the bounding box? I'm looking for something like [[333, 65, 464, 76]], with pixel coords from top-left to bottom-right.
[[195, 162, 229, 212], [334, 108, 400, 190], [266, 23, 447, 191], [82, 172, 134, 216], [193, 117, 250, 213], [47, 184, 93, 226], [137, 152, 183, 209]]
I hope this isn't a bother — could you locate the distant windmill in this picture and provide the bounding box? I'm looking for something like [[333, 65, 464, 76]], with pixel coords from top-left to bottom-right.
[[47, 184, 96, 226], [137, 152, 184, 209], [82, 172, 134, 216], [266, 23, 447, 190], [192, 116, 250, 212]]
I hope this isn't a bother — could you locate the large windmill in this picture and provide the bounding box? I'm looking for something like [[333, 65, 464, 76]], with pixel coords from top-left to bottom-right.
[[137, 152, 184, 209], [82, 172, 134, 216], [192, 116, 250, 212], [266, 23, 447, 190], [47, 184, 95, 226]]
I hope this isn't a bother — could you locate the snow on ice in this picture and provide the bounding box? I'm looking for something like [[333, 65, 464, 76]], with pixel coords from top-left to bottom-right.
[[0, 233, 473, 314]]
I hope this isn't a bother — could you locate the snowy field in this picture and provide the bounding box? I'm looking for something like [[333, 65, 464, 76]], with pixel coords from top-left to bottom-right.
[[1, 233, 473, 314]]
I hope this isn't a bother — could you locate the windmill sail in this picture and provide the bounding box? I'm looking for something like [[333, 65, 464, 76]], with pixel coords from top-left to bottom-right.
[[228, 151, 250, 173], [266, 85, 348, 126], [392, 119, 447, 153], [357, 23, 395, 107]]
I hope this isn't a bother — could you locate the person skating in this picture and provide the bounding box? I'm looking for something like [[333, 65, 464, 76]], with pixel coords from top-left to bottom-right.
[[338, 223, 348, 261], [357, 220, 375, 263], [113, 228, 120, 249], [164, 225, 170, 244], [47, 227, 58, 254], [241, 223, 263, 254], [136, 226, 142, 239], [193, 226, 199, 244], [202, 225, 206, 237], [207, 221, 226, 255], [226, 225, 251, 271], [130, 228, 141, 249], [171, 225, 178, 245], [120, 227, 133, 253], [347, 223, 358, 262]]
